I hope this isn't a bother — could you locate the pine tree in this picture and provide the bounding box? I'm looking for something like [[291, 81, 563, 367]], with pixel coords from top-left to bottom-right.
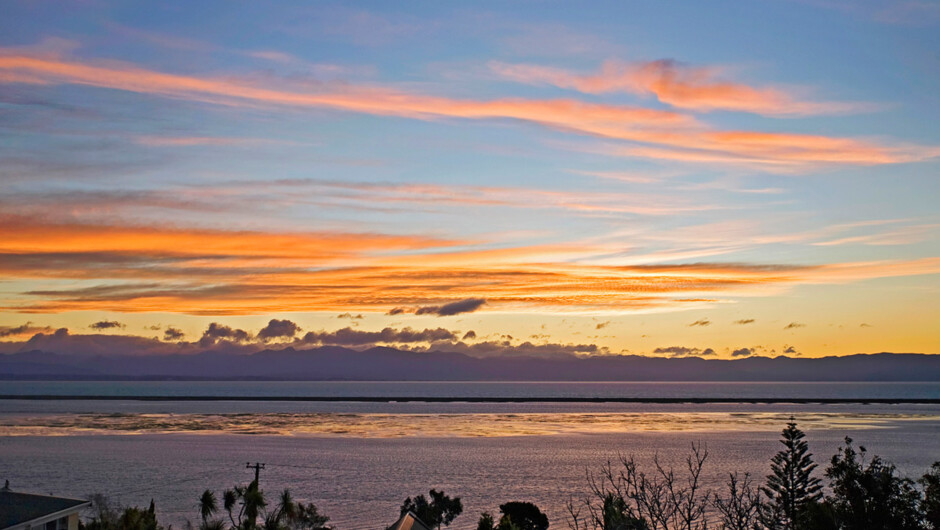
[[760, 421, 823, 530]]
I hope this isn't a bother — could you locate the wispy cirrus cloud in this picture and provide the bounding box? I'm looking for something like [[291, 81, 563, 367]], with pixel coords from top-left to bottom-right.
[[489, 59, 877, 116], [811, 223, 940, 247], [0, 178, 727, 226], [1, 48, 936, 171], [232, 178, 720, 217]]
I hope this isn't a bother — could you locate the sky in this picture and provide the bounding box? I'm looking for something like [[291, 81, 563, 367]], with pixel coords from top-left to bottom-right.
[[1, 0, 939, 360]]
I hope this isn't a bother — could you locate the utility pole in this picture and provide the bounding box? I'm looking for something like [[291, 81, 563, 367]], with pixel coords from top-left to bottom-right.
[[246, 462, 265, 484]]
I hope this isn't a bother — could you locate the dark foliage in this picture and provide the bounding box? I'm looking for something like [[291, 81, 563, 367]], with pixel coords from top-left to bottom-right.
[[197, 481, 330, 530], [567, 443, 710, 530], [922, 462, 940, 530], [478, 513, 498, 530], [498, 502, 549, 530], [824, 437, 922, 530], [598, 493, 648, 530], [400, 489, 463, 529], [81, 496, 160, 530], [77, 423, 940, 530], [760, 421, 823, 530]]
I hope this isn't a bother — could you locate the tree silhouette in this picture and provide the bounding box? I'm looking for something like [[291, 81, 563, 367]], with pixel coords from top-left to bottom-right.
[[713, 473, 761, 530], [400, 489, 463, 529], [921, 462, 940, 530], [201, 481, 330, 530], [81, 496, 160, 530], [825, 437, 922, 530], [199, 490, 220, 529], [477, 512, 498, 530], [599, 493, 648, 530], [498, 502, 549, 530], [761, 421, 822, 529], [568, 443, 710, 530]]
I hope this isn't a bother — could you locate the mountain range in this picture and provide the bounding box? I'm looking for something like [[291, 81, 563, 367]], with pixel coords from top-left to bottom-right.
[[2, 347, 939, 381]]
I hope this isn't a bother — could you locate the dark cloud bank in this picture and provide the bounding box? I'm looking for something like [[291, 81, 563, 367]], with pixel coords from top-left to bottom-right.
[[89, 320, 124, 330], [387, 298, 487, 317], [0, 325, 938, 381]]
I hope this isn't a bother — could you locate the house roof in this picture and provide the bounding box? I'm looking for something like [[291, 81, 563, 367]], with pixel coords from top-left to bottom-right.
[[0, 485, 89, 530], [388, 511, 433, 530]]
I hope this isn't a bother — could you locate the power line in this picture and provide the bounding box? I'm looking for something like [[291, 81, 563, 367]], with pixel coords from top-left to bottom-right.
[[263, 462, 328, 470], [115, 472, 211, 497]]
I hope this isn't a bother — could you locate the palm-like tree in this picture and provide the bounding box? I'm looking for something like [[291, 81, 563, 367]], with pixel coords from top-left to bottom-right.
[[198, 490, 227, 530], [200, 490, 218, 524], [204, 481, 329, 530]]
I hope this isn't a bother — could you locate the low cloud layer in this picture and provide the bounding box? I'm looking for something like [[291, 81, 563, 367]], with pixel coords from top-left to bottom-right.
[[198, 323, 252, 347], [302, 327, 458, 346], [257, 319, 302, 341], [0, 322, 54, 338], [653, 346, 717, 358], [163, 327, 184, 341], [415, 339, 606, 359]]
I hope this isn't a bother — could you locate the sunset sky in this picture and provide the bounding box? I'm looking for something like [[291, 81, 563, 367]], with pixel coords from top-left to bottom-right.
[[1, 0, 939, 359]]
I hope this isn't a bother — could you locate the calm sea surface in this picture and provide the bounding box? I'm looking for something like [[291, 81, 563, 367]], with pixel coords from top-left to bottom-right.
[[4, 380, 940, 399], [2, 382, 940, 530]]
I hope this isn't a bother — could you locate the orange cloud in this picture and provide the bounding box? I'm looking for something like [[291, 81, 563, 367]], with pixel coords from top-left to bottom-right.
[[0, 214, 462, 268], [0, 52, 687, 129], [1, 215, 938, 315], [0, 50, 935, 170], [489, 59, 875, 116]]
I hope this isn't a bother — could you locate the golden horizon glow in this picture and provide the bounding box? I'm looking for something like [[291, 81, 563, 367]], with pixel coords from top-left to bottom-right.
[[1, 4, 939, 359]]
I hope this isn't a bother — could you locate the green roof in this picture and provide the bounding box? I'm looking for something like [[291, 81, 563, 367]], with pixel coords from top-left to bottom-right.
[[0, 489, 89, 530]]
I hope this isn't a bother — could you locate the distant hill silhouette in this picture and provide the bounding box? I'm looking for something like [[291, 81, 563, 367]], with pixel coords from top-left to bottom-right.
[[1, 347, 940, 381]]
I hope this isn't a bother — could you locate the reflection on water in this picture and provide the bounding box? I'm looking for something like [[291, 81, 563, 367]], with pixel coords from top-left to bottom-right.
[[3, 399, 940, 529], [2, 410, 938, 437]]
